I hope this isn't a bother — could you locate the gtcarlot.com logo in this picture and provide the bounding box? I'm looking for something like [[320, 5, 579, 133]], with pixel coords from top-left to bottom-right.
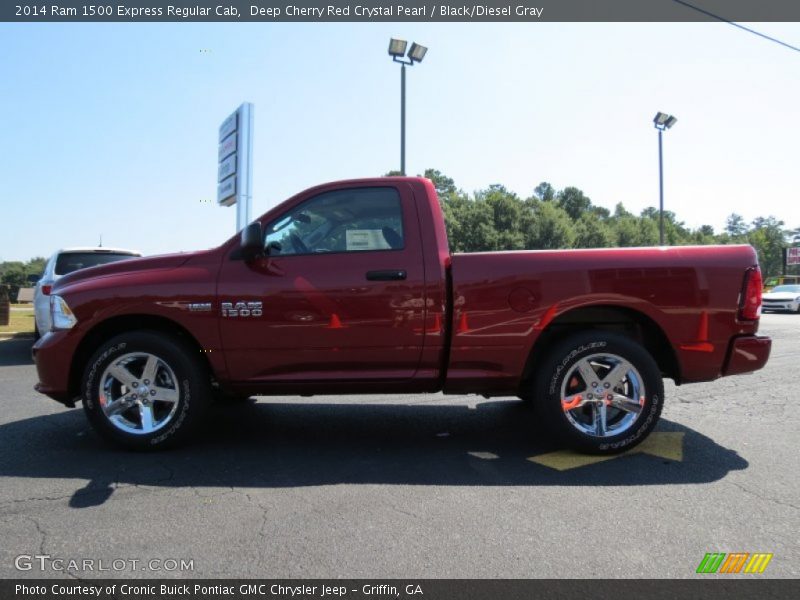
[[14, 554, 194, 573], [696, 552, 773, 574]]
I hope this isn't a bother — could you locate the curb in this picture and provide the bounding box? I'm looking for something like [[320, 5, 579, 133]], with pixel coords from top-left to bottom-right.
[[0, 332, 35, 341]]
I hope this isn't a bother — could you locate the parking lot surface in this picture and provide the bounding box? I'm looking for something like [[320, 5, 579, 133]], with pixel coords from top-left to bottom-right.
[[0, 314, 797, 578]]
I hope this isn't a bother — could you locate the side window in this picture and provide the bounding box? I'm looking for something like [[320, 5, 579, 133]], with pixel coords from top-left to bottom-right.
[[264, 187, 404, 256]]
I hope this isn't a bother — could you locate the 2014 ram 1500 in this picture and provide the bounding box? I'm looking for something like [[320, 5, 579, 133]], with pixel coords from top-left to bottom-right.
[[32, 177, 772, 452]]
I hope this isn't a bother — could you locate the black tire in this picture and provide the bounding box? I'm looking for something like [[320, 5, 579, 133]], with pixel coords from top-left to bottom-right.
[[81, 331, 211, 450], [529, 331, 664, 454]]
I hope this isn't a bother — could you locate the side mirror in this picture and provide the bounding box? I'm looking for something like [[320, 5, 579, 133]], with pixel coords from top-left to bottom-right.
[[240, 222, 263, 261]]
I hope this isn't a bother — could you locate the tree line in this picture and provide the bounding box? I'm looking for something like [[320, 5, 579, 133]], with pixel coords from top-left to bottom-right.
[[391, 169, 798, 277]]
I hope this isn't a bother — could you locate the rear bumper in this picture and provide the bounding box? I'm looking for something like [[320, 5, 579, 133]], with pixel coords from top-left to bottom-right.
[[32, 330, 80, 406], [722, 335, 771, 376]]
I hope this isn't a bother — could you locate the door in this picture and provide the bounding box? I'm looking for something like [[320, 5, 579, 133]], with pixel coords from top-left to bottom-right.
[[218, 184, 427, 384]]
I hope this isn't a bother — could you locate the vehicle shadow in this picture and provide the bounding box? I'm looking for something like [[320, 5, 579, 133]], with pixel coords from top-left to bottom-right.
[[0, 338, 34, 367], [0, 398, 748, 508]]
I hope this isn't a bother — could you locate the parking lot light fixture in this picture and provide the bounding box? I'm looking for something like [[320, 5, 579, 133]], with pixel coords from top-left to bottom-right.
[[388, 38, 407, 58], [388, 38, 428, 175], [653, 112, 678, 245], [407, 43, 428, 63]]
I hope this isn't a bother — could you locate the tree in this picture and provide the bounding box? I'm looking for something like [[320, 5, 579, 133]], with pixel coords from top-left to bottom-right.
[[613, 216, 659, 247], [523, 202, 576, 250], [534, 181, 555, 202], [422, 168, 458, 200], [0, 257, 46, 301], [748, 216, 786, 276], [557, 187, 592, 221], [725, 213, 748, 239], [574, 212, 613, 248], [613, 203, 632, 218], [640, 207, 692, 245], [477, 185, 526, 250]]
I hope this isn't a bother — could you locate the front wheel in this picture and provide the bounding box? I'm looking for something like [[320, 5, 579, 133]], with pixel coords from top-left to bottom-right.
[[531, 331, 664, 454], [81, 331, 211, 450]]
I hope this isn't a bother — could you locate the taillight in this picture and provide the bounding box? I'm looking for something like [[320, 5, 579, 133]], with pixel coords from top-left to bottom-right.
[[41, 285, 52, 296], [738, 267, 762, 320]]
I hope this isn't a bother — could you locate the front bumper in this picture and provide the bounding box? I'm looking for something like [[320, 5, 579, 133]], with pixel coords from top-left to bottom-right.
[[722, 335, 772, 376], [762, 302, 797, 311], [32, 330, 82, 406]]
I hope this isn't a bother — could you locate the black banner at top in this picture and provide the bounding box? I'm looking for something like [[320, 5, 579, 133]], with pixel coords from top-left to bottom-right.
[[4, 0, 800, 22]]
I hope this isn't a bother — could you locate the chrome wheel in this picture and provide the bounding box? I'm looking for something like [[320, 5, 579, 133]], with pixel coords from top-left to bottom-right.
[[98, 352, 180, 435], [560, 352, 645, 438]]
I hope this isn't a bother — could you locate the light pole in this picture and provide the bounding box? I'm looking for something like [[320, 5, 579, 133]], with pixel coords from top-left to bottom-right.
[[388, 38, 427, 175], [653, 112, 677, 245]]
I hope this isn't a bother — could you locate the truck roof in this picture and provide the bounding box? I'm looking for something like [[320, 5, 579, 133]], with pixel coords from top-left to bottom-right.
[[53, 247, 141, 255]]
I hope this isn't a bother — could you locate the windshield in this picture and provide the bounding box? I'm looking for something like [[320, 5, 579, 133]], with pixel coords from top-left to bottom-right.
[[55, 252, 138, 276], [770, 285, 800, 293]]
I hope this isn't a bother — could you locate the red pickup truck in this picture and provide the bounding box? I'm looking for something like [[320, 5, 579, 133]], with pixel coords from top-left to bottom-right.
[[32, 177, 771, 452]]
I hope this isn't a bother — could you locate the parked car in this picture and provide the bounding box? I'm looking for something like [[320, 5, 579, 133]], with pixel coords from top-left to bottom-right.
[[761, 284, 800, 313], [34, 247, 141, 337], [762, 275, 800, 292], [32, 178, 771, 453]]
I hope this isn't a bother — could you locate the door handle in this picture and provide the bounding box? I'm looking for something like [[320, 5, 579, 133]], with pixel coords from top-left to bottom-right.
[[366, 270, 407, 281]]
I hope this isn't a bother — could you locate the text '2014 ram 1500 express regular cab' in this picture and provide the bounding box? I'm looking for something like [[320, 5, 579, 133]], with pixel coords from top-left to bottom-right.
[[33, 177, 772, 452]]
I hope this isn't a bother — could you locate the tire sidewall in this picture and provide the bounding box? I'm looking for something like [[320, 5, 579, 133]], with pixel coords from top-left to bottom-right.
[[82, 332, 208, 450], [537, 332, 664, 454]]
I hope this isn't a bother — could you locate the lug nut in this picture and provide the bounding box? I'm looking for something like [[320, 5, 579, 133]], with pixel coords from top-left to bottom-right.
[[144, 380, 150, 385], [587, 393, 593, 399], [131, 394, 137, 400], [132, 382, 138, 388], [591, 382, 598, 387], [604, 382, 610, 389], [150, 390, 156, 396]]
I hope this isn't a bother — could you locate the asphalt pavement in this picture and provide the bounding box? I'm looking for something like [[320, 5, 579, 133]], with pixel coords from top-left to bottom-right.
[[0, 314, 797, 579]]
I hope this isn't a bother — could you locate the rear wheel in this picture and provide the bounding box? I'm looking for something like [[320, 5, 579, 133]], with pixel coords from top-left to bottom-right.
[[530, 331, 664, 454], [81, 331, 211, 450]]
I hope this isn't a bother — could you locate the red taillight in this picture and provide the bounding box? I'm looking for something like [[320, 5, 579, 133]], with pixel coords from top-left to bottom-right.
[[739, 267, 762, 321], [41, 285, 52, 296]]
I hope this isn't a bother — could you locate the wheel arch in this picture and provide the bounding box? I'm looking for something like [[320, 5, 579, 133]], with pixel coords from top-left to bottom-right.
[[521, 304, 681, 389], [68, 314, 212, 399]]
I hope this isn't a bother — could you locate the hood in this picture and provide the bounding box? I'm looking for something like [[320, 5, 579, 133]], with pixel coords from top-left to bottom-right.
[[53, 252, 194, 291], [763, 292, 800, 300]]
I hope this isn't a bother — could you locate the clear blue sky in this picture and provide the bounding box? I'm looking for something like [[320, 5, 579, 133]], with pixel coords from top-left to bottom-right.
[[1, 21, 799, 261]]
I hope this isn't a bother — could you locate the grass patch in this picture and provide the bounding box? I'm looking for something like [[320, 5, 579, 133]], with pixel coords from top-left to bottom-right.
[[0, 307, 35, 334]]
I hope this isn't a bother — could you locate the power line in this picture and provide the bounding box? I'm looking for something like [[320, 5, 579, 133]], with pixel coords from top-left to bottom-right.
[[672, 0, 800, 54]]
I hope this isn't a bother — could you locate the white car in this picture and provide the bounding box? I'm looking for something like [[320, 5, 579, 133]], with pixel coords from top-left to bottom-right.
[[761, 284, 800, 314], [34, 247, 141, 337]]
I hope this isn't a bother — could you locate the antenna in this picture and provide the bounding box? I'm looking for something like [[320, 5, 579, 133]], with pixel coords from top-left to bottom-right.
[[99, 234, 103, 248]]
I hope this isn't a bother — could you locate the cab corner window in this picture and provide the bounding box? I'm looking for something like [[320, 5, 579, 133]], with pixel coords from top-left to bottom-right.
[[264, 187, 404, 256]]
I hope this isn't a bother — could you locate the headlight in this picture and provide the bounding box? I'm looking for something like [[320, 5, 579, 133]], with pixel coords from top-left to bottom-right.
[[50, 295, 77, 330]]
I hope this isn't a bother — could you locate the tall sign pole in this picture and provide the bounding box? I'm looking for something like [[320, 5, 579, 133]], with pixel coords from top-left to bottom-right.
[[217, 102, 254, 232]]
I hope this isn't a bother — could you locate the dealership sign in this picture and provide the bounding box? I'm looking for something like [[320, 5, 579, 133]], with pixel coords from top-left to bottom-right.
[[788, 247, 800, 266], [217, 103, 254, 231]]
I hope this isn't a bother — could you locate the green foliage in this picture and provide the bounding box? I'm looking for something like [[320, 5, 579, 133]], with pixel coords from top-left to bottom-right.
[[574, 212, 613, 248], [747, 216, 786, 276], [525, 201, 576, 249], [557, 187, 592, 221], [0, 257, 45, 301], [534, 182, 555, 202], [407, 169, 794, 272]]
